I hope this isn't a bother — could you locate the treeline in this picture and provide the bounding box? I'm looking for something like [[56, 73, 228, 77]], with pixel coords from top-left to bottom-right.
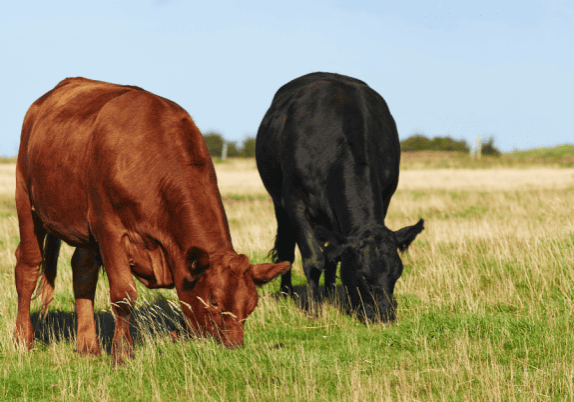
[[401, 134, 500, 156], [203, 131, 256, 158], [203, 130, 501, 158]]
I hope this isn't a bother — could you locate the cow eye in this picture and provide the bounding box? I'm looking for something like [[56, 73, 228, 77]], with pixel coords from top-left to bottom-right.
[[209, 293, 219, 306]]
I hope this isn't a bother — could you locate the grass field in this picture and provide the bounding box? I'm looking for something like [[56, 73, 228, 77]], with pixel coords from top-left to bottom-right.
[[1, 154, 574, 401]]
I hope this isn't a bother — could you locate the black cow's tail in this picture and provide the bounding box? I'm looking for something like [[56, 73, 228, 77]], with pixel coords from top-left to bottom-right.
[[36, 233, 61, 318], [268, 247, 280, 263]]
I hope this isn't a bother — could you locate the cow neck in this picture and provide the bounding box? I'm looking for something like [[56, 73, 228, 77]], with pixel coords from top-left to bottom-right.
[[156, 163, 236, 256], [169, 199, 235, 256]]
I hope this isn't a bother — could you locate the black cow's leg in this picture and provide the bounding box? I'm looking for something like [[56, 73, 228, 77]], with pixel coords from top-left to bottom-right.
[[285, 198, 324, 301], [323, 260, 338, 296], [272, 202, 296, 294]]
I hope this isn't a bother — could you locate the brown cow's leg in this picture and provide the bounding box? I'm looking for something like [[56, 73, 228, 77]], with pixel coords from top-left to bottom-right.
[[72, 248, 102, 357], [98, 232, 137, 365], [14, 206, 46, 350]]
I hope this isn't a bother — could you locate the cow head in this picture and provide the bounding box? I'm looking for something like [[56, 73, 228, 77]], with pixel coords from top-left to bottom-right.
[[177, 248, 290, 347], [315, 219, 424, 323]]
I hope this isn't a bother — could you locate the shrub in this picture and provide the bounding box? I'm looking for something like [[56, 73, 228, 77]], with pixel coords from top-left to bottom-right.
[[241, 137, 256, 158], [202, 131, 257, 158], [203, 131, 225, 157], [401, 133, 469, 153], [401, 134, 432, 152], [481, 137, 501, 156], [226, 141, 241, 158]]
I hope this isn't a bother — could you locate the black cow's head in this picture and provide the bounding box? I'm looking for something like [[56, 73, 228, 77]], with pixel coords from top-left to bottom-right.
[[315, 219, 424, 323]]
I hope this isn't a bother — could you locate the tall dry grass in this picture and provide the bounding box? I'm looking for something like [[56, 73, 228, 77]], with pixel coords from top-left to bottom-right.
[[0, 158, 573, 400], [0, 164, 16, 195]]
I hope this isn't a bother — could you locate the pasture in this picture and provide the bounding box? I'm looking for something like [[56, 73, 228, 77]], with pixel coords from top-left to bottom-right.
[[1, 157, 574, 400]]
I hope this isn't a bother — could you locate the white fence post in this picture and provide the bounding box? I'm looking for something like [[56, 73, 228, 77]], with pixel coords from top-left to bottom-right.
[[470, 137, 482, 159], [221, 141, 228, 160]]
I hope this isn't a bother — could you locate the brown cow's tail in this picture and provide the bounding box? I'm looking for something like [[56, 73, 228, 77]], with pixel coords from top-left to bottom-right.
[[37, 234, 61, 318]]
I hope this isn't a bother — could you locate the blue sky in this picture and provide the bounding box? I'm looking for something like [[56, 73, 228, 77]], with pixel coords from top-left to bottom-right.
[[1, 0, 572, 156]]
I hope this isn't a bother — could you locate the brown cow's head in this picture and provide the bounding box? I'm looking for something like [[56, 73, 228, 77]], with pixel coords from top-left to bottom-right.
[[177, 248, 289, 347]]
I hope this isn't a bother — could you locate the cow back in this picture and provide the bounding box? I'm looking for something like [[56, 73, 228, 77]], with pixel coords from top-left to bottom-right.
[[257, 72, 401, 234], [19, 77, 229, 253]]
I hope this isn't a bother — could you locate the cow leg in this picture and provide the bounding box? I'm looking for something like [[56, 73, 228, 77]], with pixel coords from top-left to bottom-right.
[[14, 191, 46, 349], [98, 232, 137, 365], [272, 202, 296, 294], [323, 260, 338, 296], [72, 248, 101, 357], [285, 198, 324, 300]]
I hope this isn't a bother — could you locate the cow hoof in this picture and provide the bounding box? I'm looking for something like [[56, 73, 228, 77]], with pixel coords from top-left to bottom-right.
[[111, 342, 134, 366], [112, 352, 134, 366], [75, 347, 102, 357], [13, 331, 34, 351], [170, 329, 182, 342]]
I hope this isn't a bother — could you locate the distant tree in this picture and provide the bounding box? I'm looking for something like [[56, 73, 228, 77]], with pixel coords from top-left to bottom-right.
[[401, 133, 469, 153], [400, 133, 432, 152], [226, 141, 241, 157], [481, 137, 500, 156], [241, 136, 256, 158], [429, 136, 469, 152], [203, 130, 225, 157], [202, 132, 259, 158]]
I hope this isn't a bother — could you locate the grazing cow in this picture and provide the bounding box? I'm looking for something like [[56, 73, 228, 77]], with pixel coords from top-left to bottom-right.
[[14, 77, 290, 364], [256, 72, 423, 322]]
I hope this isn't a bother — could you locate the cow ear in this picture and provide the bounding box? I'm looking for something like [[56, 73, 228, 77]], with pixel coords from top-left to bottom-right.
[[187, 246, 210, 271], [251, 261, 290, 287], [183, 247, 210, 290], [314, 225, 348, 262], [395, 219, 424, 252]]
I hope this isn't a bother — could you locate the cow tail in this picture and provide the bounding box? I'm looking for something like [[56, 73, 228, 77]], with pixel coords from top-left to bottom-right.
[[268, 247, 280, 263], [37, 233, 61, 318]]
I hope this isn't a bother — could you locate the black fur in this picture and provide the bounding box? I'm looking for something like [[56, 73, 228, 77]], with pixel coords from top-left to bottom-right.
[[256, 72, 424, 322]]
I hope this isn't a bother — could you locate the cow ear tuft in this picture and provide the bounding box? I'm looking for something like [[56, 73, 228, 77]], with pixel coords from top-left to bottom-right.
[[323, 244, 346, 262], [187, 247, 210, 270], [314, 225, 346, 245], [314, 225, 347, 262], [395, 219, 424, 252], [251, 261, 290, 287], [183, 247, 210, 289]]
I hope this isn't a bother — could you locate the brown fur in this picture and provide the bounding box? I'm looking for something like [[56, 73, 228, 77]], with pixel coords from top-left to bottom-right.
[[13, 77, 290, 364]]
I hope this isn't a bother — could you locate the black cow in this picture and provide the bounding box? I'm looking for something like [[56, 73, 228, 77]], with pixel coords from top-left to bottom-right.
[[256, 72, 424, 322]]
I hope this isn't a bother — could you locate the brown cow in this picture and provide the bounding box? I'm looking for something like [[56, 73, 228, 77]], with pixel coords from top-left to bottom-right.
[[14, 77, 290, 364]]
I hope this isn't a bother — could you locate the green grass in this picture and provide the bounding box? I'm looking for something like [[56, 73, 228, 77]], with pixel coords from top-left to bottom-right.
[[0, 196, 16, 218], [401, 144, 574, 169], [1, 160, 574, 400], [509, 144, 574, 159], [222, 193, 270, 202], [0, 157, 17, 164]]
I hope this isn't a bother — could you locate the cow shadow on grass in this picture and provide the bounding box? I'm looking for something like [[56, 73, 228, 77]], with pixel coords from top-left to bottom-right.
[[271, 284, 358, 319], [30, 286, 360, 353], [31, 294, 186, 355]]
